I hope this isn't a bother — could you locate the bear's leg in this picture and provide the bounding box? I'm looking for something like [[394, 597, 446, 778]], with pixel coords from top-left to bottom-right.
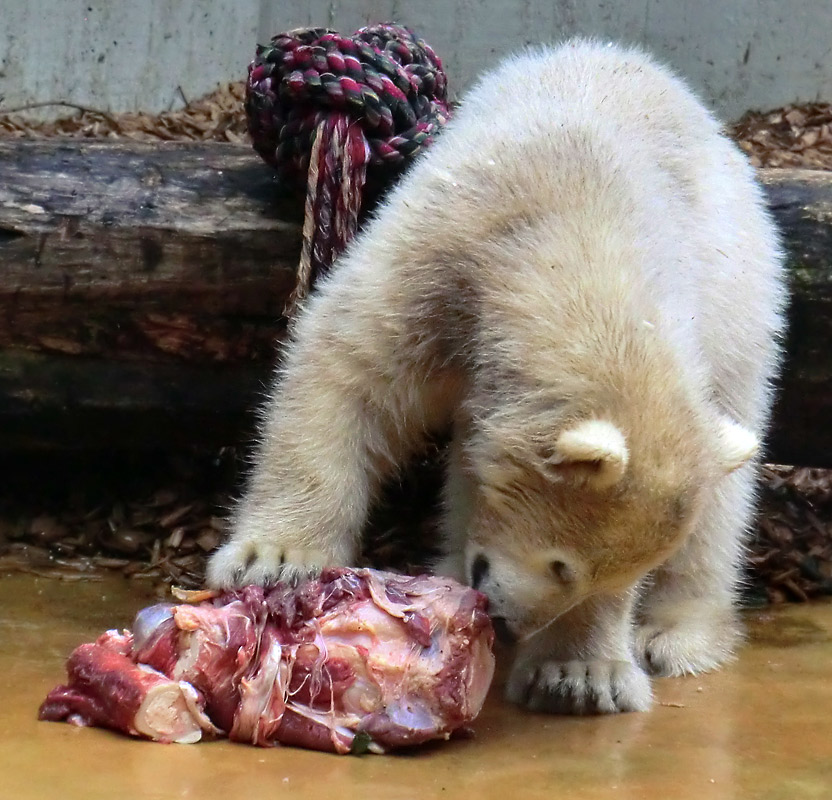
[[431, 431, 475, 582], [635, 464, 756, 676], [207, 286, 449, 589], [505, 589, 652, 714]]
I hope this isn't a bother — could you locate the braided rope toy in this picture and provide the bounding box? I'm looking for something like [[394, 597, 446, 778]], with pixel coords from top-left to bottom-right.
[[245, 23, 451, 314]]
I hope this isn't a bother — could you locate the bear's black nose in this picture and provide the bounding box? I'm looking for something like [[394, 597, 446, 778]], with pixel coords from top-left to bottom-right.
[[470, 554, 490, 590]]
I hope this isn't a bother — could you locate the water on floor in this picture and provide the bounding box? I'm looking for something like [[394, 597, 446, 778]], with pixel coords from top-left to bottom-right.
[[1, 573, 830, 800]]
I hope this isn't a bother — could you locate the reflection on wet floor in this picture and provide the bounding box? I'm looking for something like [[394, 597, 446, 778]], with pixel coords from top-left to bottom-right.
[[1, 573, 831, 800]]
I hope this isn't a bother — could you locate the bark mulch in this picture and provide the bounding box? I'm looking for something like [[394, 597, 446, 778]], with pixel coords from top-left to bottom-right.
[[0, 448, 830, 606], [731, 103, 832, 170], [0, 447, 445, 598], [0, 83, 249, 143], [750, 465, 832, 604]]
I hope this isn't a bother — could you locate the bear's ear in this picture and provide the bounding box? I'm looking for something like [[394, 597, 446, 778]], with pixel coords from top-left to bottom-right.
[[715, 418, 759, 474], [544, 420, 629, 490]]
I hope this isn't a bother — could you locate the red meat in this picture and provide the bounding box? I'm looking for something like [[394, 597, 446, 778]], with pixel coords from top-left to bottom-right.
[[37, 631, 219, 744], [39, 568, 495, 754]]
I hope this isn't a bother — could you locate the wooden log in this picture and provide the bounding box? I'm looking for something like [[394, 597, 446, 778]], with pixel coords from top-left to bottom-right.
[[0, 141, 296, 449], [0, 142, 830, 465], [761, 170, 832, 467], [0, 141, 300, 363]]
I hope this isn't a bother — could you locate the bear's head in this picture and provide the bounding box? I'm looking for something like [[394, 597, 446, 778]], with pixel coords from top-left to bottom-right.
[[462, 410, 758, 642]]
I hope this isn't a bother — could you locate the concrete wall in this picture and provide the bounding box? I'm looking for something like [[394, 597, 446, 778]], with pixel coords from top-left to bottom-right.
[[0, 0, 260, 115], [2, 0, 831, 122]]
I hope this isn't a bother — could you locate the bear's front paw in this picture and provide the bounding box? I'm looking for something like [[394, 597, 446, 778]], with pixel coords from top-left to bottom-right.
[[506, 659, 652, 715], [205, 536, 345, 590], [635, 611, 742, 677]]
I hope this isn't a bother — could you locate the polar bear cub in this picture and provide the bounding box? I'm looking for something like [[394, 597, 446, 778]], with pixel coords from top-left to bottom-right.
[[208, 40, 786, 714]]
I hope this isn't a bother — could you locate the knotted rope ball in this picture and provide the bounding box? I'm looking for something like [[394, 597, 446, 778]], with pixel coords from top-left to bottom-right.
[[245, 23, 451, 313]]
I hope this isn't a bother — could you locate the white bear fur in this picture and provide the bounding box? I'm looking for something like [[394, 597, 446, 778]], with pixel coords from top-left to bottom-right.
[[207, 40, 786, 714]]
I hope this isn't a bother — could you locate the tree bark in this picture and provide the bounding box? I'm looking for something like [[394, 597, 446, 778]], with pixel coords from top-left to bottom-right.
[[0, 142, 829, 465]]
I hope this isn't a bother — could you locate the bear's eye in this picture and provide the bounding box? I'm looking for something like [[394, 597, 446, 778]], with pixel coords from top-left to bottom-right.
[[548, 558, 576, 584]]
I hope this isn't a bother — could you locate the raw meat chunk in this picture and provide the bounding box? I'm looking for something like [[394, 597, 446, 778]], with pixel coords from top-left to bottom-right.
[[37, 632, 218, 744], [39, 568, 495, 754]]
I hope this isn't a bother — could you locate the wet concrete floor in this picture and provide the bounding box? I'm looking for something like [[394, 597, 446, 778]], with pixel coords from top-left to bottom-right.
[[1, 572, 831, 800]]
